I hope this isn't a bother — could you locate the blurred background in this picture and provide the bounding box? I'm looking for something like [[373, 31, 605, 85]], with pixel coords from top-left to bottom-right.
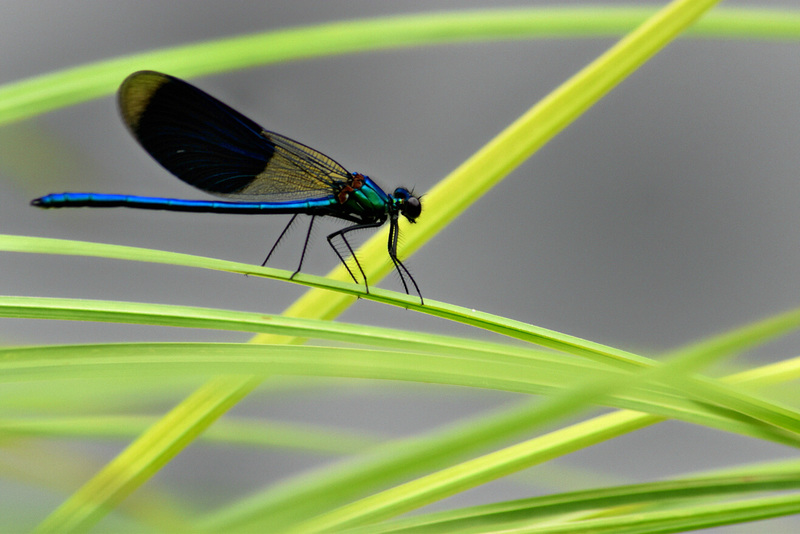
[[2, 0, 800, 530]]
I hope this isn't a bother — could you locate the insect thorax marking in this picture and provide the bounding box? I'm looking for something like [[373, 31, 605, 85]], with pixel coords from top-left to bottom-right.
[[336, 173, 366, 204]]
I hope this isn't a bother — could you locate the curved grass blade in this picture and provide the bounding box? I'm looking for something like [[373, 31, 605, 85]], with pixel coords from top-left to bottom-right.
[[345, 461, 800, 533], [0, 416, 382, 455], [6, 338, 798, 532], [10, 234, 800, 438], [2, 8, 800, 127], [200, 339, 800, 531], [280, 316, 800, 532]]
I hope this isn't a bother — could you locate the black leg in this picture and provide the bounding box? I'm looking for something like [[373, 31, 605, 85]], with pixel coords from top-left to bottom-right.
[[327, 218, 423, 303], [386, 218, 409, 295], [291, 215, 315, 279], [327, 219, 384, 293], [387, 218, 424, 304], [262, 213, 299, 266], [261, 214, 316, 280]]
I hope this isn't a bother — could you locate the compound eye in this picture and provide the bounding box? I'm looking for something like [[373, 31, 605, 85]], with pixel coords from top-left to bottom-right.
[[402, 195, 422, 221]]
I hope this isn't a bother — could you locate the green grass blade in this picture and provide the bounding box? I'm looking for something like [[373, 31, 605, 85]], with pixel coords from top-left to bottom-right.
[[0, 235, 651, 362], [0, 340, 781, 441], [0, 415, 382, 454], [206, 303, 800, 531], [4, 329, 797, 531], [2, 8, 800, 126], [516, 493, 800, 534], [1, 234, 662, 371], [1, 295, 798, 447], [281, 307, 800, 533], [10, 235, 800, 443], [201, 409, 655, 532], [377, 493, 800, 533], [0, 296, 625, 374], [202, 355, 800, 533], [350, 461, 800, 533]]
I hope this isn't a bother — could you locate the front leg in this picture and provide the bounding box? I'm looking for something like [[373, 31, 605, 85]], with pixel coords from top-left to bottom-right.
[[387, 217, 423, 304]]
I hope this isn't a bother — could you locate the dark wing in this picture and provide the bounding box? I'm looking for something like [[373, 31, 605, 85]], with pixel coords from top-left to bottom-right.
[[118, 71, 351, 201]]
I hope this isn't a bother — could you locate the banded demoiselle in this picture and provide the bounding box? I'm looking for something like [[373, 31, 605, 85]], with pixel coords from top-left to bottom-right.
[[32, 71, 423, 301]]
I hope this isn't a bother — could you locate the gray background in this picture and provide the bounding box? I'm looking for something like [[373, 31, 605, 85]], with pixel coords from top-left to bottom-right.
[[1, 0, 799, 531]]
